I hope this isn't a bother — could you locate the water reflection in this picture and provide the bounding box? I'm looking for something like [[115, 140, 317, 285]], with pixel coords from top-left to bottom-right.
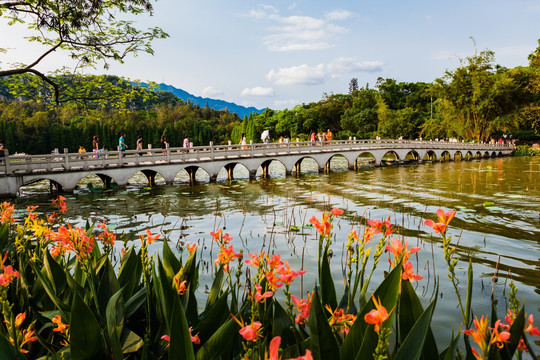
[[12, 156, 540, 351]]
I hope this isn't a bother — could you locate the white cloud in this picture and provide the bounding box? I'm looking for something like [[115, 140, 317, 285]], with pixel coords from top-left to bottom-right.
[[250, 5, 352, 52], [267, 64, 326, 85], [266, 58, 383, 86], [325, 10, 352, 21], [326, 57, 383, 76], [241, 86, 275, 96], [201, 86, 224, 98]]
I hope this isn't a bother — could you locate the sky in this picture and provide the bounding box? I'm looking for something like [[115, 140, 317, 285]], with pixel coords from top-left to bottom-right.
[[1, 0, 539, 110]]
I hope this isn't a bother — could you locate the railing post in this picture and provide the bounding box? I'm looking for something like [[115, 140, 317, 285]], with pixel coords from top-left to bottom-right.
[[166, 144, 170, 163], [64, 148, 69, 171], [3, 149, 10, 175], [118, 146, 123, 166], [250, 140, 254, 157], [210, 141, 214, 160]]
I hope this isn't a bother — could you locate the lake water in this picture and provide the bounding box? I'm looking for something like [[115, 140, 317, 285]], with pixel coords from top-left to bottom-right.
[[11, 155, 540, 353]]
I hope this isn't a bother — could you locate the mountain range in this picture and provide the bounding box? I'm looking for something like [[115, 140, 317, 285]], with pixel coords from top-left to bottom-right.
[[156, 83, 265, 118]]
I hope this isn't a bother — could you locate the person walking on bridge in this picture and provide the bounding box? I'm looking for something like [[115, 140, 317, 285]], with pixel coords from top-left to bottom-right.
[[119, 133, 127, 151]]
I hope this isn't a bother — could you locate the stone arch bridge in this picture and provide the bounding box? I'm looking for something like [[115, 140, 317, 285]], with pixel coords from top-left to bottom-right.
[[0, 139, 514, 197]]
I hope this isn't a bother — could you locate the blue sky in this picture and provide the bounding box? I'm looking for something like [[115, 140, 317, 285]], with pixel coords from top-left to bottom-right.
[[1, 0, 539, 110]]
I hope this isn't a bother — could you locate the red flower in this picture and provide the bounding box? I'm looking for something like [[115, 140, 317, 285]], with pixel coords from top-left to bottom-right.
[[253, 284, 273, 303], [331, 208, 344, 217]]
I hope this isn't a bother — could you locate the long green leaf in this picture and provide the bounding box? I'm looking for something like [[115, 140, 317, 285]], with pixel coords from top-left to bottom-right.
[[124, 287, 147, 319], [169, 296, 196, 360], [465, 259, 473, 325], [0, 224, 9, 251], [195, 318, 237, 360], [205, 266, 223, 311], [399, 280, 439, 359], [194, 292, 229, 343], [0, 332, 16, 360], [43, 249, 67, 295], [162, 239, 181, 277], [320, 245, 337, 310], [308, 288, 340, 360], [394, 285, 438, 360], [118, 247, 142, 298], [97, 257, 121, 317], [340, 263, 402, 360], [70, 292, 103, 360], [106, 289, 125, 360]]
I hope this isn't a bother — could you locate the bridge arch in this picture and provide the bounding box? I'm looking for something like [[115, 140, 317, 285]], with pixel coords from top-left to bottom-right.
[[423, 150, 437, 162], [324, 154, 349, 173], [259, 159, 287, 178], [380, 150, 400, 165], [293, 156, 327, 174], [353, 152, 377, 168], [440, 150, 451, 162]]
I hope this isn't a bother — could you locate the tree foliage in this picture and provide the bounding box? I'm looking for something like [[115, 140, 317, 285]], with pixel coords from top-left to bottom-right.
[[0, 0, 168, 103]]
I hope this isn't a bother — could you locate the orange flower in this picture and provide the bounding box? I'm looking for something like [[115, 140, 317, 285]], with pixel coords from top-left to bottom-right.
[[14, 313, 26, 327], [331, 208, 344, 217], [19, 329, 38, 353], [52, 195, 67, 213], [463, 316, 510, 359], [265, 270, 283, 291], [385, 238, 420, 266], [402, 261, 423, 282], [309, 213, 331, 236], [275, 261, 306, 285], [97, 222, 116, 246], [268, 336, 281, 360], [161, 334, 170, 349], [53, 224, 95, 258], [368, 216, 392, 236], [52, 314, 69, 333], [0, 202, 15, 224], [187, 243, 198, 253], [325, 305, 357, 334], [140, 229, 160, 244], [0, 264, 20, 287], [364, 295, 389, 332], [288, 349, 313, 360], [245, 252, 263, 267], [174, 278, 187, 295], [424, 209, 456, 234], [215, 244, 241, 272], [291, 293, 312, 325], [253, 284, 273, 303], [231, 314, 263, 342], [189, 326, 200, 344]]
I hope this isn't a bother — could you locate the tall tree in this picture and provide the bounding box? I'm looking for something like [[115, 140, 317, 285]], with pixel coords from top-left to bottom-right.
[[349, 78, 358, 94], [0, 0, 168, 104]]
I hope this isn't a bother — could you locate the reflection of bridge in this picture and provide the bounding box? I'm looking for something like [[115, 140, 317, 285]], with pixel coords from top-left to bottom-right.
[[0, 139, 514, 196]]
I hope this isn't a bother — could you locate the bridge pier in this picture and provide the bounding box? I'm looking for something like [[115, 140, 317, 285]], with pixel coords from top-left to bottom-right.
[[224, 164, 235, 180], [185, 166, 198, 183], [295, 161, 301, 174], [261, 160, 271, 179], [97, 174, 112, 189], [249, 170, 257, 181]]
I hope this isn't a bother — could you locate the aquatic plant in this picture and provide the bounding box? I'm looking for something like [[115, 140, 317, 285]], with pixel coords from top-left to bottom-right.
[[0, 199, 536, 359]]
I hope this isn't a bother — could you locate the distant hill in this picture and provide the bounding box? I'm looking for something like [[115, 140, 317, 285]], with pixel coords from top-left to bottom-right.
[[156, 83, 265, 118]]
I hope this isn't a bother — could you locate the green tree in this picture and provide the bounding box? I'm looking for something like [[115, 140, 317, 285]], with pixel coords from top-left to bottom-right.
[[433, 44, 529, 141], [0, 0, 168, 104]]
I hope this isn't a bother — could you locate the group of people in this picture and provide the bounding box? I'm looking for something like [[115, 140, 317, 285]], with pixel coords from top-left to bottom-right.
[[76, 133, 192, 159], [310, 129, 333, 144]]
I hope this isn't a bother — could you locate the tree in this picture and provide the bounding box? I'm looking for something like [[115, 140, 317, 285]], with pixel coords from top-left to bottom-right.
[[349, 78, 358, 94], [0, 0, 168, 104], [433, 46, 523, 141]]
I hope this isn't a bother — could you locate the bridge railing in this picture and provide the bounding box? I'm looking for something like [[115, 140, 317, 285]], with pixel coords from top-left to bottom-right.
[[0, 139, 515, 176]]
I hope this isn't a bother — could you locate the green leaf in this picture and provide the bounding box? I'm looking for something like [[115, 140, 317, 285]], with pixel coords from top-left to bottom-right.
[[340, 263, 402, 360], [0, 224, 9, 252], [118, 247, 142, 298], [205, 266, 223, 311], [97, 257, 121, 317], [465, 259, 473, 325], [394, 284, 438, 360], [440, 329, 461, 360], [70, 292, 103, 360], [43, 249, 67, 295], [0, 332, 17, 360], [120, 329, 143, 354], [399, 280, 438, 359], [320, 246, 337, 310], [124, 287, 147, 319], [106, 289, 125, 360], [272, 299, 298, 349], [308, 288, 340, 360], [169, 296, 196, 360], [194, 293, 229, 342], [162, 239, 181, 278], [195, 318, 237, 360]]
